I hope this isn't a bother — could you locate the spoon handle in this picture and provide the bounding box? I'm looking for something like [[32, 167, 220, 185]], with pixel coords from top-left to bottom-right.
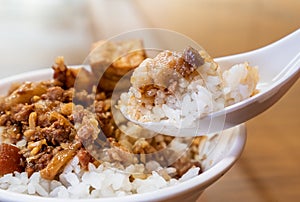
[[216, 29, 300, 69]]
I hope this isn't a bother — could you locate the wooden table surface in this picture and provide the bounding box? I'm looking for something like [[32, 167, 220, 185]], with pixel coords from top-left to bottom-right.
[[1, 0, 300, 201]]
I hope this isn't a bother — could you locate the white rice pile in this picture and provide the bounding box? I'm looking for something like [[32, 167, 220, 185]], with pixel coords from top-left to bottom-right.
[[0, 156, 200, 199], [119, 49, 259, 128], [222, 62, 259, 106]]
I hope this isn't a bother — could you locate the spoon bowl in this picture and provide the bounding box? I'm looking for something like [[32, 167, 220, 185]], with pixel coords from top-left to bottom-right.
[[124, 29, 300, 137]]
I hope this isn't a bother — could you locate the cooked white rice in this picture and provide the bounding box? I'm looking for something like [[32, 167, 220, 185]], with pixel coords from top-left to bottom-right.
[[0, 156, 200, 199], [119, 49, 259, 128]]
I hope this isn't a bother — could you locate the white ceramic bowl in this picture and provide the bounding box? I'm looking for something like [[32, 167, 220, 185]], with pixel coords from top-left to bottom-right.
[[0, 68, 247, 202]]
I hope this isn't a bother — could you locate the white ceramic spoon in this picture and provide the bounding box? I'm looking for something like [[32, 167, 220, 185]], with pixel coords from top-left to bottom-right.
[[122, 29, 300, 137]]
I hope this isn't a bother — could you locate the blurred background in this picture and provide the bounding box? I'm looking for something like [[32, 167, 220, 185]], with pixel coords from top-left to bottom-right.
[[0, 0, 299, 201]]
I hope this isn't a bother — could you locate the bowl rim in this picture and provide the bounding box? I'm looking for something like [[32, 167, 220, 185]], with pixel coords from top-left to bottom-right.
[[0, 68, 247, 202]]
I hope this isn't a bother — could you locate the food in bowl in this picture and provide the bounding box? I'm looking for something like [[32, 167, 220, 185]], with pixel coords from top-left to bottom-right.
[[0, 40, 210, 199], [0, 39, 257, 200]]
